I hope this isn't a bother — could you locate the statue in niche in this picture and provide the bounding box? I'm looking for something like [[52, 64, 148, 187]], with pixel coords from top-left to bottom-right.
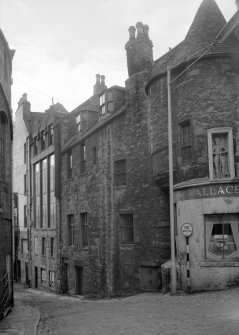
[[212, 136, 229, 179]]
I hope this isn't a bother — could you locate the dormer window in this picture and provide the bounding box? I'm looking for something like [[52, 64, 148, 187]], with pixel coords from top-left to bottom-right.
[[100, 94, 106, 116], [76, 114, 81, 132]]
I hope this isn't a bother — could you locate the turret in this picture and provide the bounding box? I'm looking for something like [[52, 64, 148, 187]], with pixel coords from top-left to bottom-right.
[[125, 22, 153, 77]]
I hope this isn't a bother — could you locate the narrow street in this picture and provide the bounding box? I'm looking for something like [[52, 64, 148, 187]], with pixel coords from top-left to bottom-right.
[[5, 284, 239, 335]]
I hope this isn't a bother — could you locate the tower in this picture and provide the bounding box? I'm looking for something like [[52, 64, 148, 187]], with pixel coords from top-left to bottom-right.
[[125, 22, 153, 77]]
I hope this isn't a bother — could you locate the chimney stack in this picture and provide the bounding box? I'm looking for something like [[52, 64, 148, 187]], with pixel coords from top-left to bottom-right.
[[93, 74, 107, 96], [128, 26, 136, 40], [17, 93, 31, 113]]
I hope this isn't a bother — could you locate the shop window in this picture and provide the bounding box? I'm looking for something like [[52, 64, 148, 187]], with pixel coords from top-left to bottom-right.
[[81, 212, 88, 247], [205, 214, 239, 260], [208, 128, 235, 181], [68, 214, 75, 246], [120, 214, 134, 244], [115, 159, 126, 186], [179, 119, 192, 164]]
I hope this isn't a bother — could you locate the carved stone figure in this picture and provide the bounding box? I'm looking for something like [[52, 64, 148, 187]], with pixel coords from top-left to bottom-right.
[[212, 137, 229, 179]]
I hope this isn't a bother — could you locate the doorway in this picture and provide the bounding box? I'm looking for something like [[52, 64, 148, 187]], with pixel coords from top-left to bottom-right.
[[35, 266, 38, 289], [75, 266, 83, 295], [62, 262, 68, 294]]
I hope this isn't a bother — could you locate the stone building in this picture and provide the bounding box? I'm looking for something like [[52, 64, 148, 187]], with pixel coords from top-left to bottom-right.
[[60, 56, 171, 296], [0, 29, 14, 318], [146, 0, 239, 291], [13, 95, 68, 292]]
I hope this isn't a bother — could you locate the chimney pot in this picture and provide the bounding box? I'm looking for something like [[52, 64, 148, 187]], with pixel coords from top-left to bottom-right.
[[236, 0, 239, 10], [128, 26, 136, 40], [96, 73, 100, 83], [136, 22, 144, 37], [143, 25, 149, 38], [100, 75, 105, 85]]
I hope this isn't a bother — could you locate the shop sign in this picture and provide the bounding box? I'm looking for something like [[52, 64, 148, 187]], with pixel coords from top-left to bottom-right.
[[175, 183, 239, 202]]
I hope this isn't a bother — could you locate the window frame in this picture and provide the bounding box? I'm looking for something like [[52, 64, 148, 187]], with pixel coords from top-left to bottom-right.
[[81, 212, 89, 248], [68, 214, 75, 246], [120, 213, 134, 245], [115, 159, 126, 186], [205, 213, 239, 261]]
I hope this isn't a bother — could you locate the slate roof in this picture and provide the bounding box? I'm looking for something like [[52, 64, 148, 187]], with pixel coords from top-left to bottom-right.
[[147, 0, 239, 85]]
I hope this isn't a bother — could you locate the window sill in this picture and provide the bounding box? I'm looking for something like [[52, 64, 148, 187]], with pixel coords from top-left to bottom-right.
[[200, 261, 239, 267]]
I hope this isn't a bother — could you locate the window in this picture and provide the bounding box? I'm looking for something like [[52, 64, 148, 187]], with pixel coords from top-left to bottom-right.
[[80, 143, 86, 173], [120, 214, 134, 244], [42, 159, 48, 228], [205, 214, 239, 260], [49, 270, 55, 287], [0, 113, 6, 180], [48, 124, 54, 146], [21, 239, 28, 253], [34, 163, 41, 228], [42, 237, 46, 255], [67, 150, 72, 179], [24, 174, 28, 195], [41, 268, 47, 284], [115, 159, 126, 186], [107, 102, 113, 112], [179, 119, 192, 164], [68, 215, 75, 246], [100, 93, 105, 116], [34, 237, 38, 255], [24, 142, 27, 163], [49, 155, 56, 228], [92, 147, 97, 165], [34, 136, 38, 156], [207, 128, 235, 181], [76, 114, 81, 132], [24, 205, 27, 228], [50, 238, 54, 257], [81, 213, 88, 247], [41, 131, 46, 151]]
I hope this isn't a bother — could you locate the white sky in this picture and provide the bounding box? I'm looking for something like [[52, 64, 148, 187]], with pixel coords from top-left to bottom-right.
[[0, 0, 237, 114]]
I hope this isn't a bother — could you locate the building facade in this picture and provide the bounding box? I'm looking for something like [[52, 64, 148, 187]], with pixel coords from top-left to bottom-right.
[[13, 95, 68, 293], [146, 0, 239, 291], [0, 29, 14, 318]]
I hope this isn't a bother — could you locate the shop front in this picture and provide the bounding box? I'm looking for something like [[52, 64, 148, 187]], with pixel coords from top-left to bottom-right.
[[175, 181, 239, 291]]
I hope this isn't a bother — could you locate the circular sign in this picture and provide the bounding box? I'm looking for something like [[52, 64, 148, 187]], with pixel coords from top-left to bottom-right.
[[181, 223, 193, 237]]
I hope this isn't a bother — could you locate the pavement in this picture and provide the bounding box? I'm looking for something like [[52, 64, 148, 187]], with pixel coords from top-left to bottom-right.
[[0, 290, 40, 335], [1, 284, 239, 334]]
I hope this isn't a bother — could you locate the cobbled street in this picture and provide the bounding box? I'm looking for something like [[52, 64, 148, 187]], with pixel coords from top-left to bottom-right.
[[9, 284, 239, 335]]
